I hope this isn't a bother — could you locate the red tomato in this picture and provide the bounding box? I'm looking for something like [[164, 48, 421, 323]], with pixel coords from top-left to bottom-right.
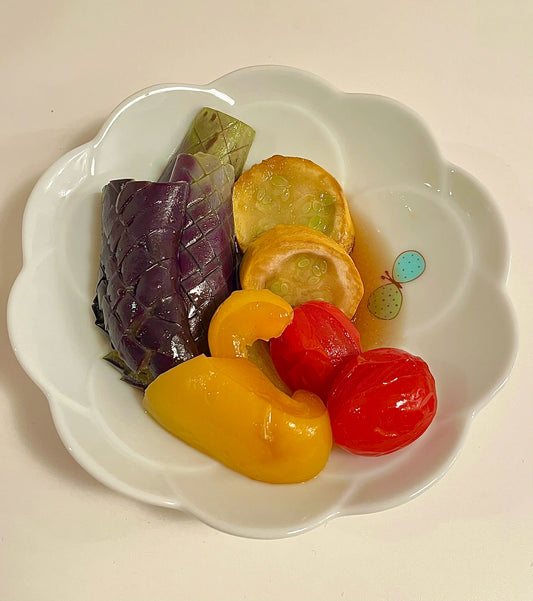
[[269, 301, 362, 401], [327, 348, 437, 456]]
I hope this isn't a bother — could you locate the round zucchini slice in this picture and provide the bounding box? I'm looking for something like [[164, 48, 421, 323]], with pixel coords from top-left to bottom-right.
[[233, 155, 355, 253], [239, 224, 364, 318]]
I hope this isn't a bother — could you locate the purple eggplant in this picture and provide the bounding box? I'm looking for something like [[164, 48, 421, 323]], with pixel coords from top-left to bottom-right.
[[163, 152, 236, 354], [94, 109, 254, 387], [94, 179, 198, 386]]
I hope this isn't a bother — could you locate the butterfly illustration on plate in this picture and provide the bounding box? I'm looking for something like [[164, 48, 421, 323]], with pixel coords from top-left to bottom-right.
[[367, 250, 426, 320]]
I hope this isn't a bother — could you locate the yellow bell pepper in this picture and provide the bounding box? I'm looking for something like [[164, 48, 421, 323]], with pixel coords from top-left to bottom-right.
[[143, 355, 332, 484], [208, 288, 293, 359], [208, 288, 293, 393]]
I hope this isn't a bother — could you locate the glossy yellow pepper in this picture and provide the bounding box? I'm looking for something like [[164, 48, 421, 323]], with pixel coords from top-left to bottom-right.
[[208, 288, 293, 393], [143, 355, 332, 484], [208, 289, 293, 359]]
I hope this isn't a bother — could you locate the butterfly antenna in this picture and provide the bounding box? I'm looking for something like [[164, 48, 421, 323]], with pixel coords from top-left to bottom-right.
[[381, 270, 403, 289]]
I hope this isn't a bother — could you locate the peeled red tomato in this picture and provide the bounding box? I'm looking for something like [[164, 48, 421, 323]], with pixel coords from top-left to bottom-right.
[[270, 301, 362, 402], [327, 347, 437, 456]]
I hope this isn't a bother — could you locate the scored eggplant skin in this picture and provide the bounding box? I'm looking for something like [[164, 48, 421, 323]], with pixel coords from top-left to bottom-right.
[[159, 107, 255, 182], [94, 179, 198, 385], [164, 152, 236, 355], [94, 109, 253, 387]]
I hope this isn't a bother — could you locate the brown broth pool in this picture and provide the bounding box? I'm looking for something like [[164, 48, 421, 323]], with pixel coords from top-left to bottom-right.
[[350, 206, 405, 351]]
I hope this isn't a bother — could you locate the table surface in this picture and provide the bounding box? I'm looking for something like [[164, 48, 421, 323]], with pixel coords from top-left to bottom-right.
[[1, 2, 532, 600]]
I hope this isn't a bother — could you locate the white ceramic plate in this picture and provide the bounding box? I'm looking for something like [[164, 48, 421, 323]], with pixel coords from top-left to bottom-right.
[[8, 66, 518, 538]]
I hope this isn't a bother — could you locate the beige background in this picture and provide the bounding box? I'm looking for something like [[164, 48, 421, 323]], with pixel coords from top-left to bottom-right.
[[1, 1, 532, 600]]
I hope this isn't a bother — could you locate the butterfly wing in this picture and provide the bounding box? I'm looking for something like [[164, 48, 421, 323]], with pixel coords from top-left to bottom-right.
[[368, 283, 403, 320], [392, 250, 425, 283]]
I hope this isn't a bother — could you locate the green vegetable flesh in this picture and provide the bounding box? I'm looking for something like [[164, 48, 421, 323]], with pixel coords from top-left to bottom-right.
[[160, 107, 255, 182]]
